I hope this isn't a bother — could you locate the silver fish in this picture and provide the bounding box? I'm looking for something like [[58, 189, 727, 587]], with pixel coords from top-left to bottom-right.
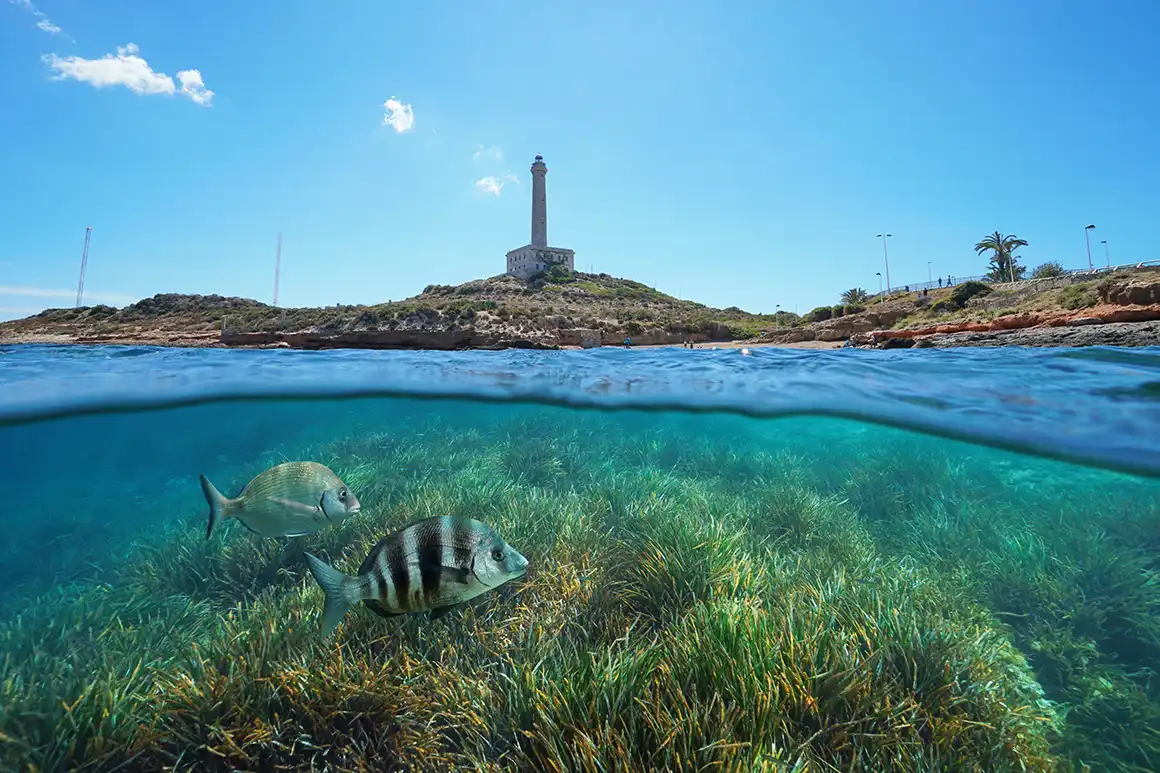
[[302, 515, 529, 635], [199, 461, 361, 540]]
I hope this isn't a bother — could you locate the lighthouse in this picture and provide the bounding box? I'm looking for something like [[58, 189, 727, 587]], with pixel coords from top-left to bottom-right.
[[505, 154, 576, 279]]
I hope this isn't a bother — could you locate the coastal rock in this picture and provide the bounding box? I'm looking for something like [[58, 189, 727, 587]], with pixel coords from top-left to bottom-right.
[[812, 310, 909, 342], [216, 323, 697, 351], [863, 304, 1160, 346], [913, 320, 1160, 348], [554, 328, 604, 347], [1098, 278, 1160, 307], [765, 328, 816, 343]]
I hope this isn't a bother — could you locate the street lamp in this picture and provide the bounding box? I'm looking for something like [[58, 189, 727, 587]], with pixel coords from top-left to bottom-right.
[[876, 233, 892, 295], [1084, 224, 1096, 270], [927, 260, 932, 288], [775, 303, 781, 330], [1100, 239, 1109, 268], [876, 271, 883, 304]]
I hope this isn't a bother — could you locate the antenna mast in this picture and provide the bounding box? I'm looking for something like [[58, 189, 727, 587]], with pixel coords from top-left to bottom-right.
[[273, 231, 282, 306], [75, 225, 93, 307]]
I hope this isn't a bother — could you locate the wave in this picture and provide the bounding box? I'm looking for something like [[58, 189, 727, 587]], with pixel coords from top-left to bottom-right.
[[2, 342, 1160, 479]]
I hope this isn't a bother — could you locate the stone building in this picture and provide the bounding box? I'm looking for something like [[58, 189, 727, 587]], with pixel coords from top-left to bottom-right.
[[505, 154, 576, 279]]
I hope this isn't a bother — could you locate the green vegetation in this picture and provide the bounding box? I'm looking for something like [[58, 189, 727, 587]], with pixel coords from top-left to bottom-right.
[[841, 287, 871, 304], [1, 405, 1158, 771], [1059, 282, 1100, 310], [976, 231, 1030, 283], [1032, 261, 1066, 279], [0, 273, 802, 346], [949, 279, 994, 308]]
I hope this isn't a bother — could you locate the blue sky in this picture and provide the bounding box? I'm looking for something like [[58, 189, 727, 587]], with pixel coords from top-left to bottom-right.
[[1, 0, 1157, 321]]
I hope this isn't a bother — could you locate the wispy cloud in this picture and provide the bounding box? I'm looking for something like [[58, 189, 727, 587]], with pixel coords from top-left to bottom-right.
[[474, 144, 503, 163], [7, 0, 72, 40], [382, 96, 415, 133], [472, 145, 520, 196], [474, 174, 518, 197], [0, 285, 134, 304], [42, 43, 215, 106]]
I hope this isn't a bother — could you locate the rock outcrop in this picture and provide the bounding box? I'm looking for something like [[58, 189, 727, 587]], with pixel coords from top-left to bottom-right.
[[762, 309, 911, 344], [217, 325, 698, 351], [847, 277, 1160, 349], [1099, 277, 1160, 307], [901, 320, 1160, 348]]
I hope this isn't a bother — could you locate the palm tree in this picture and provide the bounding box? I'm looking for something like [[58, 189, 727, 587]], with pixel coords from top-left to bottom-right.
[[974, 231, 1029, 283], [841, 287, 870, 304]]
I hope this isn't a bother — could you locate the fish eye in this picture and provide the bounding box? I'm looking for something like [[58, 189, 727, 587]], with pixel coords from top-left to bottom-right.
[[339, 489, 347, 500], [491, 548, 504, 562]]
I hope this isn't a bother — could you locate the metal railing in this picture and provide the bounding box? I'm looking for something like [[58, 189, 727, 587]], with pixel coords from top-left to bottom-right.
[[864, 259, 1160, 301]]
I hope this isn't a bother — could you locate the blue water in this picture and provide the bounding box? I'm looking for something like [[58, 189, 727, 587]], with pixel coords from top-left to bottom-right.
[[4, 343, 1160, 477], [2, 342, 1160, 772]]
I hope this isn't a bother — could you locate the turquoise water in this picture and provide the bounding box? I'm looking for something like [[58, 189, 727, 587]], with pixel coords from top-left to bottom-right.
[[1, 343, 1159, 772]]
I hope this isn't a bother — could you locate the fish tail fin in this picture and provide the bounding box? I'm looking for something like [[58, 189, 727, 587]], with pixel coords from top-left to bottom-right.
[[199, 474, 231, 540], [303, 552, 356, 636]]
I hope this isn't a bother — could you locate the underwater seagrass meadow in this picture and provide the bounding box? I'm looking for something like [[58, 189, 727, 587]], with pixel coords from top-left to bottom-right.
[[2, 361, 1160, 771]]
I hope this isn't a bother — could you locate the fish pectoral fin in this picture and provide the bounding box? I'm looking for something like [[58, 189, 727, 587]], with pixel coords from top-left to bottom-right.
[[268, 497, 321, 516], [430, 602, 465, 620], [363, 599, 404, 619], [410, 559, 471, 587], [432, 565, 471, 586]]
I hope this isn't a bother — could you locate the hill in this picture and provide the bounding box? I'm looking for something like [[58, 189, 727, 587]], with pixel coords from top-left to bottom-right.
[[0, 270, 795, 350]]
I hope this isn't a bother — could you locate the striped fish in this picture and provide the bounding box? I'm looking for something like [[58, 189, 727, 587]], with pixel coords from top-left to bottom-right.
[[302, 515, 529, 635]]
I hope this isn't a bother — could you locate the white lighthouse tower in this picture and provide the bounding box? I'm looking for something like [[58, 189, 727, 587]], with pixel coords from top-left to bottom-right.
[[505, 154, 576, 279]]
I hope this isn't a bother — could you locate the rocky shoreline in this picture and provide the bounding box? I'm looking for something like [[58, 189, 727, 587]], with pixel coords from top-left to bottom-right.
[[868, 319, 1160, 349], [758, 275, 1160, 351]]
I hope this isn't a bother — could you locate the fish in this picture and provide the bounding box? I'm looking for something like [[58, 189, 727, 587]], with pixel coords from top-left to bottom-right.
[[302, 515, 530, 635], [199, 461, 361, 540]]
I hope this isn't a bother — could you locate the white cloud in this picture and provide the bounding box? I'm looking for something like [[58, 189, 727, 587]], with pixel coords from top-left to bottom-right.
[[474, 144, 503, 163], [474, 174, 518, 196], [176, 69, 213, 106], [8, 0, 70, 39], [382, 96, 414, 133], [0, 285, 134, 304], [41, 43, 215, 106]]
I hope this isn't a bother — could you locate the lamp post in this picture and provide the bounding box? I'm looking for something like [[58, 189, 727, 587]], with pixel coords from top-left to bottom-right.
[[775, 303, 781, 330], [927, 260, 932, 288], [876, 271, 883, 305], [876, 233, 892, 295], [1084, 224, 1096, 270], [1100, 239, 1109, 268]]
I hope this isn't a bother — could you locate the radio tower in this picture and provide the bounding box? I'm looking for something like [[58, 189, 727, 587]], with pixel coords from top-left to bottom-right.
[[75, 225, 93, 308], [273, 231, 282, 306]]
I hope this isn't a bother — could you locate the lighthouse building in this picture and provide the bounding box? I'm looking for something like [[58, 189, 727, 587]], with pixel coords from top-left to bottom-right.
[[505, 154, 576, 279]]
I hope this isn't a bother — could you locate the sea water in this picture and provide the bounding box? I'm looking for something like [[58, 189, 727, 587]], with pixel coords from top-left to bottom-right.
[[1, 343, 1159, 772]]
